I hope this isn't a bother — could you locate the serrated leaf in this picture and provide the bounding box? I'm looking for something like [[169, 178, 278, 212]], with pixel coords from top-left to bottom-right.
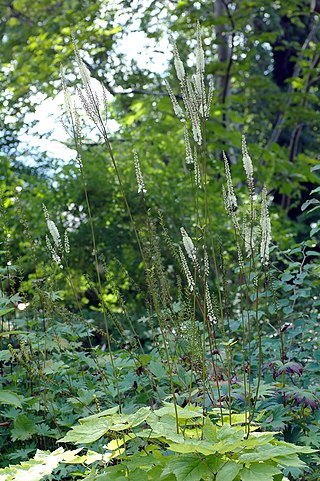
[[238, 443, 307, 463], [161, 454, 222, 481], [0, 448, 81, 481], [239, 463, 281, 481], [216, 461, 241, 481], [79, 406, 119, 423], [59, 418, 112, 444], [203, 418, 217, 443], [167, 439, 216, 455], [0, 390, 23, 408], [275, 455, 307, 468], [155, 404, 203, 420], [11, 414, 37, 441]]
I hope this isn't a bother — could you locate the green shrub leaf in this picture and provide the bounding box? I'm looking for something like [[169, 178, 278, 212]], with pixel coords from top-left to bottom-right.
[[239, 463, 281, 481], [0, 391, 23, 408], [216, 461, 241, 481]]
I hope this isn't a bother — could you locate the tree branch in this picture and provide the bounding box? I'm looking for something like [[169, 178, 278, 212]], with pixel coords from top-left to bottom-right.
[[82, 59, 175, 99]]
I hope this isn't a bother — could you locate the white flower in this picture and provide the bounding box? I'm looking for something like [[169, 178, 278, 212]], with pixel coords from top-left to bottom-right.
[[223, 152, 237, 213], [165, 80, 185, 121], [173, 43, 185, 82], [181, 227, 196, 262], [260, 187, 272, 265], [43, 205, 61, 249], [184, 125, 193, 165], [64, 231, 70, 254], [242, 135, 254, 190], [133, 150, 147, 194], [179, 247, 195, 292], [196, 22, 205, 74], [205, 282, 216, 324]]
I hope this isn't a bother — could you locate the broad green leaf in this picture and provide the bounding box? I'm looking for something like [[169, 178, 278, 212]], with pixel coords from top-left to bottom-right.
[[0, 448, 81, 481], [0, 390, 23, 408], [126, 468, 148, 481], [155, 404, 203, 420], [239, 463, 281, 481], [242, 432, 279, 449], [79, 406, 119, 423], [167, 439, 216, 455], [59, 418, 113, 444], [275, 454, 306, 468], [148, 465, 176, 480], [11, 414, 37, 441], [220, 412, 250, 426], [161, 454, 222, 481], [216, 461, 241, 481], [0, 330, 24, 337], [0, 308, 14, 317], [107, 407, 151, 432], [203, 418, 217, 443]]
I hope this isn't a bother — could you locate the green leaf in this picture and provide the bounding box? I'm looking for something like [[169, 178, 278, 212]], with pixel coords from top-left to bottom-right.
[[0, 330, 24, 337], [275, 454, 306, 468], [203, 418, 217, 443], [59, 418, 113, 444], [155, 404, 203, 420], [127, 468, 149, 481], [238, 444, 298, 462], [161, 454, 222, 481], [11, 414, 37, 441], [79, 406, 119, 423], [0, 390, 23, 408], [301, 198, 320, 211], [216, 461, 241, 481], [0, 307, 14, 317], [167, 439, 216, 455], [0, 448, 82, 481], [239, 463, 281, 481]]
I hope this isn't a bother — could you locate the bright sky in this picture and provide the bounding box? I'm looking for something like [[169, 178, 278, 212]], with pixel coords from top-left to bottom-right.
[[19, 20, 171, 162]]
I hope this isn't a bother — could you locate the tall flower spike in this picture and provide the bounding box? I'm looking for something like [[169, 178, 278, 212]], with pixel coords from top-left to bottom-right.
[[179, 247, 195, 292], [243, 207, 253, 258], [133, 150, 147, 194], [193, 145, 202, 189], [73, 36, 91, 88], [223, 152, 237, 213], [60, 66, 74, 124], [205, 282, 216, 324], [43, 205, 61, 249], [64, 231, 70, 254], [184, 125, 193, 165], [46, 235, 63, 268], [165, 80, 185, 121], [172, 43, 185, 82], [204, 249, 210, 277], [242, 135, 254, 191], [260, 187, 272, 265], [205, 78, 214, 119], [196, 21, 205, 74], [181, 227, 196, 262]]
